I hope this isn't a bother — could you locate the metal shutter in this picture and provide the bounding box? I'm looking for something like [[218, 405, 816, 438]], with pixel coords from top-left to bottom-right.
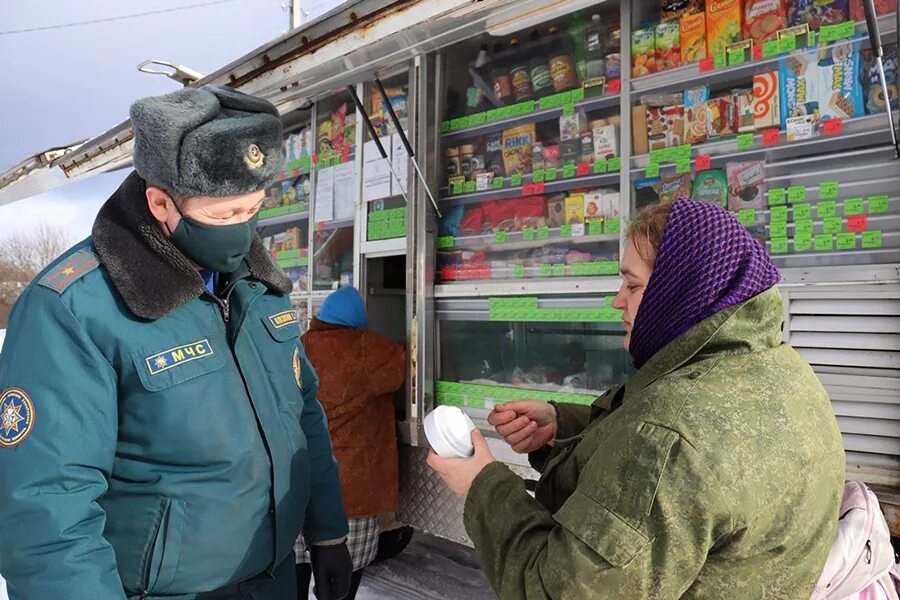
[[786, 292, 900, 487]]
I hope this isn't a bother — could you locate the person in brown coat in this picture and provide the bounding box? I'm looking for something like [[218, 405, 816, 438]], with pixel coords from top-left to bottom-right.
[[295, 287, 406, 599]]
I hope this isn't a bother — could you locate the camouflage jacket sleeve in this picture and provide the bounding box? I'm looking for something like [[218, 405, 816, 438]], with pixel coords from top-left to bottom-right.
[[464, 423, 733, 599]]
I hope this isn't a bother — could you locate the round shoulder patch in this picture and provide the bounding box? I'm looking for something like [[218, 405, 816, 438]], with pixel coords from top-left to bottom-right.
[[292, 347, 303, 390], [0, 388, 35, 448]]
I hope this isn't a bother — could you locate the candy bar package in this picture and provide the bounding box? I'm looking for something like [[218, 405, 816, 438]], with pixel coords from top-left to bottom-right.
[[691, 168, 729, 208], [850, 0, 897, 20], [635, 177, 663, 209], [706, 0, 742, 57], [707, 95, 739, 138], [664, 104, 687, 147], [655, 20, 682, 71], [863, 49, 899, 114], [744, 0, 788, 45], [684, 86, 711, 144], [753, 71, 781, 129], [727, 161, 767, 211], [647, 107, 669, 151], [632, 27, 657, 77], [680, 11, 707, 63], [501, 124, 536, 176], [735, 88, 756, 133], [662, 0, 704, 21], [655, 174, 693, 204], [779, 41, 864, 129], [789, 0, 849, 30]]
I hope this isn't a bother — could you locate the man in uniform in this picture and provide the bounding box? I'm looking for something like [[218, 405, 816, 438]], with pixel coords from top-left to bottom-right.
[[0, 85, 353, 599]]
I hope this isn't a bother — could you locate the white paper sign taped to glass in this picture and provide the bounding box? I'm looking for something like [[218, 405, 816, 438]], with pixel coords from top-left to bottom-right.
[[314, 166, 335, 222], [332, 161, 356, 221], [363, 137, 392, 202], [391, 132, 410, 197]]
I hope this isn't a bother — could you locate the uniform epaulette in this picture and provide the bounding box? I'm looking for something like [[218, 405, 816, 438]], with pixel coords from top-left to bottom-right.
[[37, 249, 100, 295]]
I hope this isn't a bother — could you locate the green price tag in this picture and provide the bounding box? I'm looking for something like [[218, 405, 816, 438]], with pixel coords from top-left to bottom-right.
[[794, 234, 812, 252], [714, 53, 727, 69], [436, 236, 455, 249], [770, 238, 789, 254], [537, 226, 550, 240], [768, 188, 787, 206], [465, 180, 476, 193], [540, 263, 552, 277], [779, 35, 797, 54], [823, 217, 843, 234], [646, 163, 661, 178], [820, 21, 855, 42], [661, 147, 677, 162], [795, 219, 814, 236], [593, 159, 607, 174], [571, 263, 585, 277], [869, 195, 889, 213], [728, 49, 745, 66], [522, 227, 534, 241], [532, 169, 544, 183], [675, 144, 693, 160], [511, 173, 523, 187], [560, 224, 572, 237], [605, 219, 621, 234], [788, 186, 807, 203], [608, 157, 621, 171], [563, 164, 576, 178], [588, 221, 603, 236], [819, 201, 837, 219], [770, 221, 788, 239], [862, 230, 883, 249], [440, 120, 451, 133], [819, 181, 839, 199], [739, 209, 757, 225], [451, 180, 463, 195], [676, 158, 691, 174], [495, 230, 507, 243], [763, 40, 780, 58], [563, 103, 575, 116], [815, 234, 834, 252], [552, 264, 566, 277], [513, 264, 525, 278], [771, 206, 788, 222], [649, 149, 664, 164], [793, 203, 812, 221], [737, 133, 754, 150], [493, 176, 504, 189], [545, 167, 558, 182], [837, 233, 856, 250], [845, 198, 864, 215]]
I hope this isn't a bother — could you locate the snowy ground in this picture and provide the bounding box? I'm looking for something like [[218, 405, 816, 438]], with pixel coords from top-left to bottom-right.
[[354, 533, 495, 600]]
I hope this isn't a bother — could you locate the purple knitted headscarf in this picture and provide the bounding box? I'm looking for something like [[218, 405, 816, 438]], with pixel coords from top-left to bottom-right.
[[629, 198, 781, 368]]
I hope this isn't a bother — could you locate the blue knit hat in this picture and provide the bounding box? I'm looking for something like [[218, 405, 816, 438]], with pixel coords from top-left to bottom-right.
[[318, 287, 368, 329]]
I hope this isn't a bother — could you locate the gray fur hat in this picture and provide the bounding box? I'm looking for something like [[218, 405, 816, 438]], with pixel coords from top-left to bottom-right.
[[130, 85, 284, 197]]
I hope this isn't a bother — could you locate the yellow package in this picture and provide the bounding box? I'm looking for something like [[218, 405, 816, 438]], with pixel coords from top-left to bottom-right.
[[680, 11, 707, 63], [565, 195, 585, 225], [706, 0, 742, 57], [501, 124, 536, 176]]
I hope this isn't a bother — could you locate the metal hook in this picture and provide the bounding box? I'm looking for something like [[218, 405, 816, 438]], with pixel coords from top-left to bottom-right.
[[137, 59, 205, 86]]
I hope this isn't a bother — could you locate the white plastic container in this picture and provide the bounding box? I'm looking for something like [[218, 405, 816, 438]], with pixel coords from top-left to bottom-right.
[[424, 405, 477, 458]]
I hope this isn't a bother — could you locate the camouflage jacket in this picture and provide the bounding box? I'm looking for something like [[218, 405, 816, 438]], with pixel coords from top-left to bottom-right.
[[464, 288, 845, 599]]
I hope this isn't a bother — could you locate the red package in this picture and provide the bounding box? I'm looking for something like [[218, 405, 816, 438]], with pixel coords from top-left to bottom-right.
[[513, 196, 548, 229], [850, 0, 897, 19], [461, 207, 486, 236], [744, 0, 788, 45], [542, 145, 561, 169]]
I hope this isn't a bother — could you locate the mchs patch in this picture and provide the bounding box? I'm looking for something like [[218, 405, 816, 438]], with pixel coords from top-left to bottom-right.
[[0, 388, 35, 448], [146, 339, 214, 376]]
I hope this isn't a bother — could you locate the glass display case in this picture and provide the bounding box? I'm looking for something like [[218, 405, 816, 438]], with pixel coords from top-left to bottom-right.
[[434, 295, 633, 419], [436, 2, 625, 283]]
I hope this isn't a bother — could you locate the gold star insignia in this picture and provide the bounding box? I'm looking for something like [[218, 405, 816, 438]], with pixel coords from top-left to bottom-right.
[[154, 356, 168, 369], [61, 267, 75, 276], [244, 144, 265, 169]]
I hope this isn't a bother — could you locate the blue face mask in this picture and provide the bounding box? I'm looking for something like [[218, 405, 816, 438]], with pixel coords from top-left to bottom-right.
[[168, 204, 259, 274]]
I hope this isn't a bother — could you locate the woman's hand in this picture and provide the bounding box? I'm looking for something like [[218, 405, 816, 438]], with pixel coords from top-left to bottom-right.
[[487, 400, 557, 454], [427, 430, 495, 498]]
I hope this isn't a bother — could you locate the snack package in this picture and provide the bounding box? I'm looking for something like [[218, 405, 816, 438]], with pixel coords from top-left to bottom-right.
[[684, 86, 711, 144], [680, 11, 708, 64], [662, 0, 704, 20], [664, 105, 687, 146], [439, 205, 465, 237], [863, 49, 899, 114], [593, 123, 619, 159], [580, 131, 595, 163], [744, 0, 788, 45], [655, 20, 682, 71], [789, 0, 848, 30], [560, 139, 582, 165], [502, 124, 536, 176], [753, 71, 781, 129], [635, 177, 663, 209], [786, 114, 816, 140], [531, 142, 545, 173], [632, 27, 657, 77], [706, 0, 743, 57], [655, 174, 693, 204], [735, 89, 756, 132], [583, 192, 604, 224], [601, 191, 621, 220], [546, 194, 567, 227], [543, 144, 562, 169], [461, 207, 486, 236], [485, 133, 505, 178], [707, 96, 739, 138], [632, 105, 651, 154], [317, 119, 334, 155], [565, 195, 585, 224], [331, 104, 348, 151], [691, 169, 729, 208], [850, 0, 897, 20], [647, 107, 669, 151], [726, 161, 767, 211], [560, 111, 588, 141]]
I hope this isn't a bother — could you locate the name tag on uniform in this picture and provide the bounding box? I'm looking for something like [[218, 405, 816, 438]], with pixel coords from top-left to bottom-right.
[[146, 339, 214, 375], [268, 310, 298, 329]]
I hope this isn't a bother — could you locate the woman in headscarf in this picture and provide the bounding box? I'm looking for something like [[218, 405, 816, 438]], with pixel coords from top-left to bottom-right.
[[428, 199, 845, 598], [295, 287, 407, 599]]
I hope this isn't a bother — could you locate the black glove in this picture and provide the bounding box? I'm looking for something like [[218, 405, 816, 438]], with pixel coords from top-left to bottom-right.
[[309, 543, 353, 600]]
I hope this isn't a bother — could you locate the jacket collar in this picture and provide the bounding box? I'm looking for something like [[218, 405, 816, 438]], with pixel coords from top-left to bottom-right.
[[624, 286, 784, 402], [92, 171, 291, 321]]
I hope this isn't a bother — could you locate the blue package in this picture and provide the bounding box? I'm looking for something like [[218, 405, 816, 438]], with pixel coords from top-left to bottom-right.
[[439, 205, 465, 237]]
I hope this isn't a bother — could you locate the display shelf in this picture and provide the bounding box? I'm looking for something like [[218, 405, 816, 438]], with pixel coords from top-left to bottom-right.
[[631, 16, 896, 96], [442, 92, 621, 142], [361, 236, 407, 257], [439, 260, 620, 282], [440, 228, 618, 252], [315, 217, 355, 232], [258, 206, 309, 227], [630, 114, 897, 176], [439, 170, 621, 207], [273, 163, 311, 184], [435, 380, 598, 408]]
